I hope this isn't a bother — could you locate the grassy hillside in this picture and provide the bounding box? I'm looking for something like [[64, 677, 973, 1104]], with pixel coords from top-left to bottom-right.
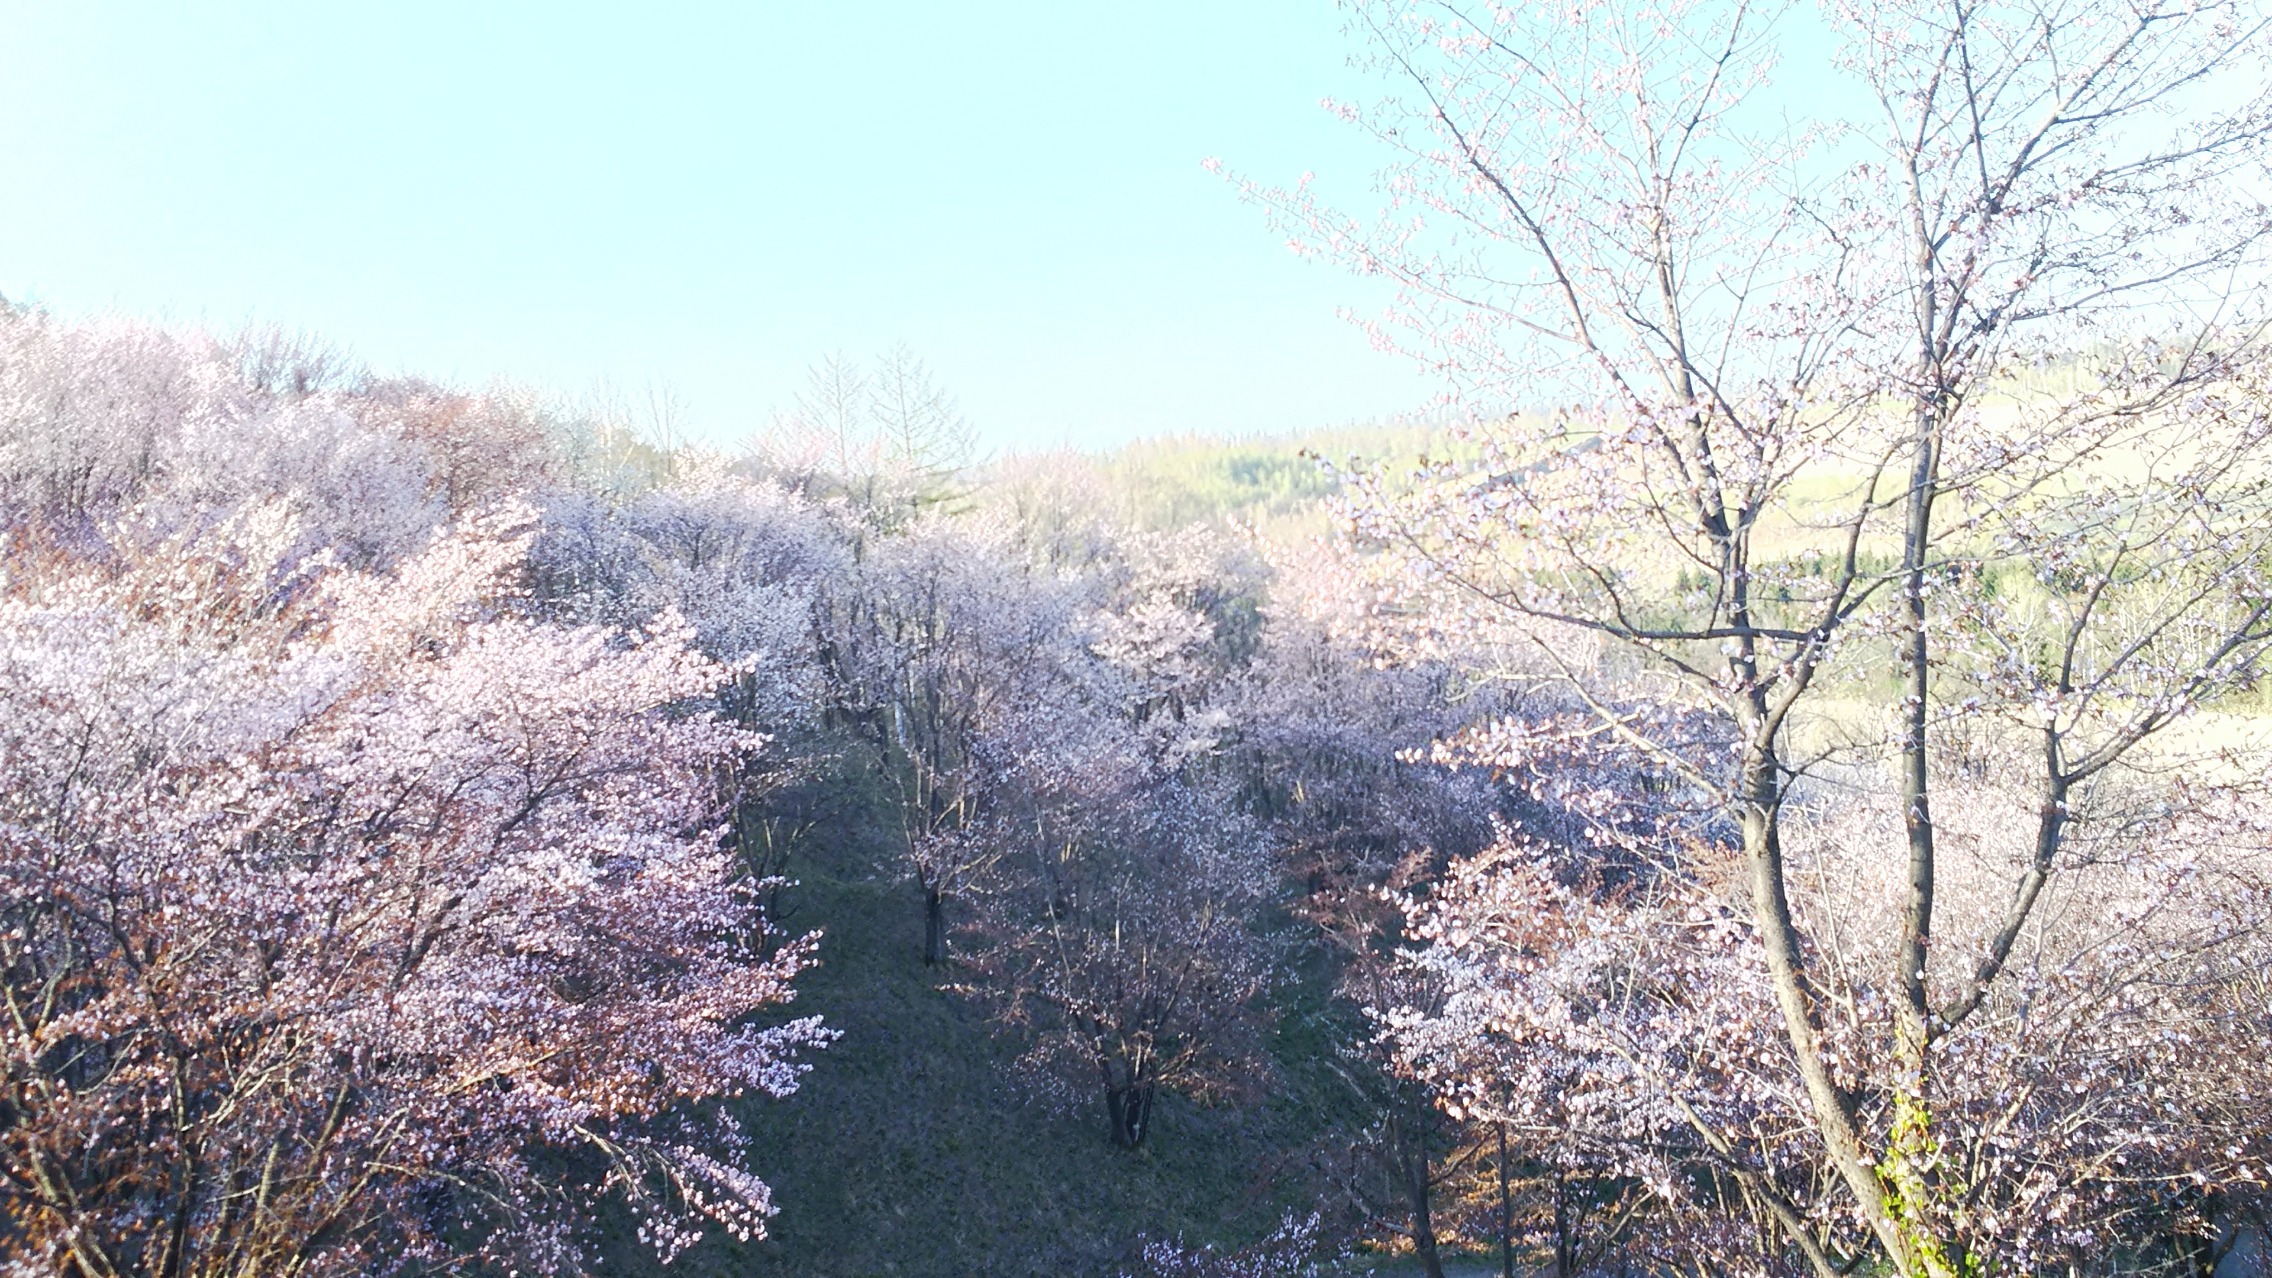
[[1031, 422, 1481, 539]]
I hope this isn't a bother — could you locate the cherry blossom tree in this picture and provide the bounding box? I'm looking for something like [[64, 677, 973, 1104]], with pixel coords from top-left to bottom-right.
[[1090, 526, 1269, 771], [817, 508, 1288, 1147], [0, 309, 232, 529], [0, 502, 828, 1277], [818, 512, 1105, 964], [350, 378, 561, 515], [533, 454, 850, 733], [953, 529, 1304, 1150], [1229, 0, 2272, 1270], [156, 397, 443, 568], [961, 774, 1279, 1149], [0, 309, 531, 568]]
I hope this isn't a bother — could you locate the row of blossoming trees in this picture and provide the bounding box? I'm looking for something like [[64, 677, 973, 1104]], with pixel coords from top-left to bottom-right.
[[0, 309, 1528, 1274]]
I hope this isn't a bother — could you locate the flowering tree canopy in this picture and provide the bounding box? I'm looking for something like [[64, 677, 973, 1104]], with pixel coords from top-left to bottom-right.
[[0, 502, 827, 1276]]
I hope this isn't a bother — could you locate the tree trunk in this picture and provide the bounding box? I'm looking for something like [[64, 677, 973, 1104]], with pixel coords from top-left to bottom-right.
[[1498, 1127, 1515, 1278], [1884, 375, 1953, 1277], [1105, 1083, 1154, 1149], [1405, 1143, 1447, 1278], [1740, 749, 1912, 1276], [1554, 1169, 1571, 1278], [922, 885, 946, 966]]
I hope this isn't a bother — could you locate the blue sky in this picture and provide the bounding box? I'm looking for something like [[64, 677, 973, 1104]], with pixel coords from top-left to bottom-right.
[[0, 1, 1434, 452]]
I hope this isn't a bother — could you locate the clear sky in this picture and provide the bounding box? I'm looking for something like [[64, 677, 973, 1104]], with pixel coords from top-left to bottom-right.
[[0, 1, 1435, 452]]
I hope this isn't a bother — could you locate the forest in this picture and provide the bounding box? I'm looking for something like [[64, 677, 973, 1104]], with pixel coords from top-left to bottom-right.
[[7, 0, 2272, 1275]]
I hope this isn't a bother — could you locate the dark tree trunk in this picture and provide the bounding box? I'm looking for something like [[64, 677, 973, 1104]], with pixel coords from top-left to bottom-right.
[[1554, 1169, 1572, 1278], [922, 885, 946, 966], [1405, 1144, 1446, 1278], [1499, 1127, 1515, 1278], [1105, 1083, 1154, 1149]]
